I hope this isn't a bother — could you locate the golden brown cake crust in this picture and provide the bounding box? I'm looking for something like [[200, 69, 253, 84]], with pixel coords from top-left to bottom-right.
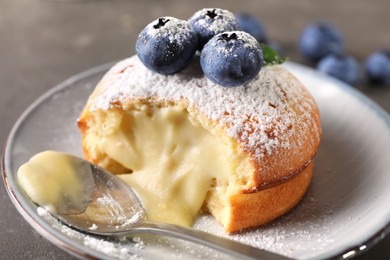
[[79, 55, 321, 191], [220, 162, 314, 233], [78, 55, 321, 232]]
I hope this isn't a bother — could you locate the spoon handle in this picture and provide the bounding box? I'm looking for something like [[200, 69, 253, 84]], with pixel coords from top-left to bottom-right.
[[127, 222, 292, 260]]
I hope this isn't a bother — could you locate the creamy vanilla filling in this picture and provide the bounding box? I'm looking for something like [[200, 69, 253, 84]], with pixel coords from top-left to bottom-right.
[[17, 106, 253, 227], [96, 105, 234, 226], [17, 151, 94, 214]]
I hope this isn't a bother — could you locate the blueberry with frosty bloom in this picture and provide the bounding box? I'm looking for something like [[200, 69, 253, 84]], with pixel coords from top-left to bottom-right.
[[189, 8, 239, 50], [136, 16, 198, 75], [200, 31, 263, 87]]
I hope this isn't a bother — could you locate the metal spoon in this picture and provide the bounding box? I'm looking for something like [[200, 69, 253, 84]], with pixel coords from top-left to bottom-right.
[[23, 153, 292, 260]]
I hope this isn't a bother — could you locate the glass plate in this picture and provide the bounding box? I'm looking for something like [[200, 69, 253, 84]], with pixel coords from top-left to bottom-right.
[[2, 61, 390, 259]]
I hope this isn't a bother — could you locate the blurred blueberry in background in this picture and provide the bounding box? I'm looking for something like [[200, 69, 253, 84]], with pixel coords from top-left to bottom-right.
[[299, 22, 344, 62], [365, 50, 390, 86], [317, 54, 361, 86], [235, 13, 267, 43]]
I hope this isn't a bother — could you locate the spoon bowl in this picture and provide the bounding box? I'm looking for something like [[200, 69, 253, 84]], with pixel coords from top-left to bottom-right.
[[56, 161, 147, 233], [19, 152, 291, 260]]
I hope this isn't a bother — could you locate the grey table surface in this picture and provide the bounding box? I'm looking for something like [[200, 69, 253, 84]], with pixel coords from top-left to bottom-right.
[[1, 0, 389, 259]]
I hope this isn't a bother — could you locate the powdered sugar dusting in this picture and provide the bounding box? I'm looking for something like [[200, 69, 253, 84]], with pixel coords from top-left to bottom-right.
[[36, 189, 335, 259], [89, 55, 317, 163], [189, 8, 239, 35], [95, 193, 144, 228], [194, 192, 335, 259], [209, 31, 261, 56], [139, 17, 194, 48], [37, 207, 144, 259]]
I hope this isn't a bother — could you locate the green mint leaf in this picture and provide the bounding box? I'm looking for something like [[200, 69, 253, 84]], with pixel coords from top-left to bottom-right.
[[261, 43, 287, 66]]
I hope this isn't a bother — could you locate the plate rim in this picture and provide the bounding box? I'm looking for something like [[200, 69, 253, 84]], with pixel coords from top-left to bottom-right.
[[286, 62, 390, 259], [2, 61, 390, 260], [1, 61, 120, 259]]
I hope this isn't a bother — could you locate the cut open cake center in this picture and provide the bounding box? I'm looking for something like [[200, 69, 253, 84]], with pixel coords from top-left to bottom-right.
[[82, 101, 255, 227]]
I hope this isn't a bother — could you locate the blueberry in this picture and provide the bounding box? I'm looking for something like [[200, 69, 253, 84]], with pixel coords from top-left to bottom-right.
[[317, 54, 361, 86], [135, 17, 198, 75], [235, 13, 267, 43], [299, 22, 344, 62], [200, 31, 263, 87], [188, 8, 239, 50], [365, 50, 390, 86]]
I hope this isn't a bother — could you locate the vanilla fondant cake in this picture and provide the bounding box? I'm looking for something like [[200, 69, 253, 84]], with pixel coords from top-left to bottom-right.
[[78, 54, 321, 233]]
